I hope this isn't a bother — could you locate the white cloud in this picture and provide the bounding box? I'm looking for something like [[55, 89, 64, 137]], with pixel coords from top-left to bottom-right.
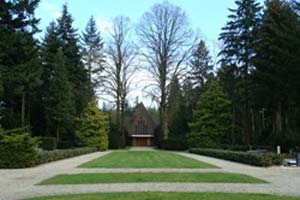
[[40, 1, 61, 19], [95, 15, 113, 37]]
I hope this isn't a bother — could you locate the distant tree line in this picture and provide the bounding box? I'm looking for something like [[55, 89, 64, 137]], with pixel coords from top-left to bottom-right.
[[0, 0, 300, 151]]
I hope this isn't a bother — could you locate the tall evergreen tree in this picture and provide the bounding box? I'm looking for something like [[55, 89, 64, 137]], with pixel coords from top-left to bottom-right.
[[46, 50, 74, 142], [218, 0, 262, 145], [81, 16, 105, 98], [253, 0, 300, 144], [0, 0, 41, 128], [189, 40, 214, 91], [38, 21, 62, 135], [188, 81, 233, 148], [167, 77, 186, 136], [57, 4, 89, 115]]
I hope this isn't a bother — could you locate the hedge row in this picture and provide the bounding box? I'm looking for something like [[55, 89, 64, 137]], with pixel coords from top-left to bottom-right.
[[220, 144, 273, 151], [34, 147, 98, 165], [189, 148, 283, 167], [0, 132, 39, 168]]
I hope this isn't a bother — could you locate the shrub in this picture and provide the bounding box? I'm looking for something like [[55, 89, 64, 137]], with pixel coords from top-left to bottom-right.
[[75, 100, 109, 150], [189, 148, 283, 167], [220, 144, 273, 151], [0, 130, 39, 168], [188, 81, 233, 148], [162, 136, 188, 150], [39, 137, 57, 150], [34, 147, 97, 165], [57, 140, 74, 149]]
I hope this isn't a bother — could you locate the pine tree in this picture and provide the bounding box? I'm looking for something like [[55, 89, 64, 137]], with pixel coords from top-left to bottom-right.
[[188, 81, 233, 148], [189, 40, 214, 91], [46, 50, 74, 142], [81, 16, 105, 98], [167, 78, 186, 136], [75, 100, 109, 150], [253, 0, 300, 140], [57, 4, 89, 115], [0, 0, 41, 128], [218, 0, 262, 145]]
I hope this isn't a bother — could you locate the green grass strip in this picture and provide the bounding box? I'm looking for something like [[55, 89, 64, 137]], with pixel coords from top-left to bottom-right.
[[39, 172, 266, 185], [79, 151, 217, 168], [24, 192, 300, 200]]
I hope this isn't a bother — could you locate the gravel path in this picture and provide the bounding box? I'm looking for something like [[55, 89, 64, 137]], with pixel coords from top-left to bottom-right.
[[1, 150, 300, 200]]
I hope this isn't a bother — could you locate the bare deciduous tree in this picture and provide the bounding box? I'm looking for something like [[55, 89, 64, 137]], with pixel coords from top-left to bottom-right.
[[136, 1, 196, 139], [102, 16, 137, 146]]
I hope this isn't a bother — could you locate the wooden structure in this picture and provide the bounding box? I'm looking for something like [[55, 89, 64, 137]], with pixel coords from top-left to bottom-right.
[[126, 103, 157, 147]]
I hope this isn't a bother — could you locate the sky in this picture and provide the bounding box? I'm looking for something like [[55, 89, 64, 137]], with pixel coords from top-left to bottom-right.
[[35, 0, 264, 108]]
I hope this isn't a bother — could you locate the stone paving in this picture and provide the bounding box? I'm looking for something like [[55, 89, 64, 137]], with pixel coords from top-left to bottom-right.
[[1, 150, 300, 200]]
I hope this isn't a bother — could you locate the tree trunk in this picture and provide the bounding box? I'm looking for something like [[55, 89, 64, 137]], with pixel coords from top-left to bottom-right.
[[56, 124, 60, 142], [21, 92, 25, 127]]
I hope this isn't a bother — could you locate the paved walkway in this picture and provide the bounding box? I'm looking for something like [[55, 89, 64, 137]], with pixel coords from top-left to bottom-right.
[[1, 150, 300, 200]]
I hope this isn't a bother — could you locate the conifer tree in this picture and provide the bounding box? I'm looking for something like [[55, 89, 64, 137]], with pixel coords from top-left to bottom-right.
[[253, 0, 300, 138], [219, 0, 262, 145], [167, 77, 186, 136], [0, 0, 41, 128], [75, 100, 109, 150], [81, 16, 105, 98], [188, 81, 233, 148], [57, 4, 90, 115], [189, 40, 214, 91], [46, 50, 74, 142]]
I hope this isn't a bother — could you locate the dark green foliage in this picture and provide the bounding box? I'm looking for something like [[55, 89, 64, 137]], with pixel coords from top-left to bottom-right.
[[165, 78, 189, 150], [218, 0, 262, 145], [167, 78, 187, 136], [0, 0, 41, 128], [34, 147, 97, 166], [162, 136, 188, 150], [220, 144, 273, 151], [188, 81, 233, 148], [39, 137, 57, 151], [45, 50, 74, 142], [189, 148, 283, 167], [189, 40, 214, 90], [57, 4, 90, 115], [253, 0, 300, 143], [0, 129, 39, 168], [75, 100, 109, 150], [81, 16, 105, 98]]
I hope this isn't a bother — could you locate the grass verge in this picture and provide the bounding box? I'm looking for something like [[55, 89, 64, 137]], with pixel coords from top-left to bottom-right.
[[79, 151, 217, 168], [39, 172, 266, 184], [24, 192, 300, 200]]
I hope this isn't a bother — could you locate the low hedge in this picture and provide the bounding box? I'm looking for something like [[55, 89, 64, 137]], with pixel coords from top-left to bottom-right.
[[0, 131, 39, 168], [34, 147, 98, 165], [220, 144, 273, 151], [189, 148, 283, 167], [162, 137, 188, 150], [39, 137, 57, 150]]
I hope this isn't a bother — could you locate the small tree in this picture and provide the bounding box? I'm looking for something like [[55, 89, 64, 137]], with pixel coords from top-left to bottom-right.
[[188, 81, 233, 148], [75, 100, 109, 150]]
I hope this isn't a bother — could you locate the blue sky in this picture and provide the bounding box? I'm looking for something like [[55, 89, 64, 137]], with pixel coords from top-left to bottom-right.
[[36, 0, 263, 43], [35, 0, 264, 107]]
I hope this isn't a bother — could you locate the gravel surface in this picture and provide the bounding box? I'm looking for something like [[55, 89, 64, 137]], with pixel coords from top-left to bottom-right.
[[1, 150, 300, 200]]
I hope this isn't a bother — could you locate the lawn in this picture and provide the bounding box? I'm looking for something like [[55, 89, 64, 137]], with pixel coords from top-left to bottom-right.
[[39, 172, 266, 184], [79, 151, 216, 168], [24, 192, 300, 200]]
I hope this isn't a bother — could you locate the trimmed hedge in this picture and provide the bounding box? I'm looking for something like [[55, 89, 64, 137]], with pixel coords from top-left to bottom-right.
[[189, 148, 283, 167], [34, 147, 98, 165], [220, 144, 273, 151], [0, 131, 39, 168], [39, 137, 57, 150], [162, 137, 188, 150]]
